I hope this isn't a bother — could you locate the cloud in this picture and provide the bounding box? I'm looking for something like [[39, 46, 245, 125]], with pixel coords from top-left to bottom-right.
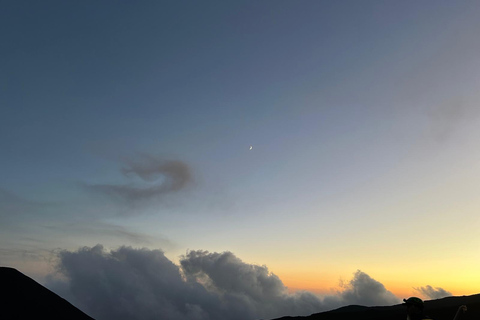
[[43, 221, 164, 246], [414, 285, 452, 299], [47, 246, 402, 320], [427, 99, 479, 143], [180, 250, 324, 319], [335, 270, 400, 306], [0, 188, 53, 220], [49, 245, 197, 320], [84, 155, 192, 203]]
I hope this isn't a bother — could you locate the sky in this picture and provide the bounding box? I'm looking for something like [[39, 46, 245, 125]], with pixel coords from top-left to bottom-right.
[[1, 1, 480, 319]]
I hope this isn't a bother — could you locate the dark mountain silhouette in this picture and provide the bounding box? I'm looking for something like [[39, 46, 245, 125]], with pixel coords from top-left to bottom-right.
[[0, 267, 94, 319], [271, 294, 480, 320]]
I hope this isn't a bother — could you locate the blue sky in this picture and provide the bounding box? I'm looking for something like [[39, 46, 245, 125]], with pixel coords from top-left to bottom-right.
[[2, 2, 480, 318]]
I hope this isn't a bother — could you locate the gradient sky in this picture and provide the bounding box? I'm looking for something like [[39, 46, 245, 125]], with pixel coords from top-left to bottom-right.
[[2, 0, 480, 312]]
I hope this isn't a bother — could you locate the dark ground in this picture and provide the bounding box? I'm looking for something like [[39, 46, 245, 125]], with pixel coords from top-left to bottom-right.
[[272, 294, 480, 320], [0, 267, 94, 319]]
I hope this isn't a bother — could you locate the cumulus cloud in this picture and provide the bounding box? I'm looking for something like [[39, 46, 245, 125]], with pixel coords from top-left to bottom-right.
[[333, 270, 400, 306], [47, 246, 401, 320], [180, 250, 324, 319], [85, 155, 192, 203], [414, 285, 452, 299]]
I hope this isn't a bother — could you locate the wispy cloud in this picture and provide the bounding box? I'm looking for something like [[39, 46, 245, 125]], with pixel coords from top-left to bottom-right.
[[414, 285, 452, 299], [0, 188, 54, 219], [43, 222, 161, 246], [85, 155, 192, 203], [48, 246, 402, 320], [427, 99, 479, 143]]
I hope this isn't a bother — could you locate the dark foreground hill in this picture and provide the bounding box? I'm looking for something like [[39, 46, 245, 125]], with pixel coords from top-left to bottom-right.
[[0, 267, 94, 319], [272, 294, 480, 320]]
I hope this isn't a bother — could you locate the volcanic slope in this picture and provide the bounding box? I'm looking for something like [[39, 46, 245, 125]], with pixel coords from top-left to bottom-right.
[[271, 294, 480, 320], [0, 267, 94, 319]]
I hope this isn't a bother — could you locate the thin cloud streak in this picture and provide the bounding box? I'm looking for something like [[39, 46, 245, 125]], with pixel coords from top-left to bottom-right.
[[85, 155, 192, 203], [0, 188, 55, 219], [427, 99, 480, 143], [44, 222, 161, 246]]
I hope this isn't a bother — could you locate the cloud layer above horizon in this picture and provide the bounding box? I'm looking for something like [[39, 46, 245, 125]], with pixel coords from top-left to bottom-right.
[[47, 245, 406, 320], [415, 285, 452, 300]]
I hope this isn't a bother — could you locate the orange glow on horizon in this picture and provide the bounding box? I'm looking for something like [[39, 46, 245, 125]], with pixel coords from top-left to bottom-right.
[[278, 270, 480, 300]]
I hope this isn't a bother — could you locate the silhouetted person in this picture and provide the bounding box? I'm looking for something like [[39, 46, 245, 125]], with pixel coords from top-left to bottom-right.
[[404, 297, 433, 320], [452, 305, 467, 320]]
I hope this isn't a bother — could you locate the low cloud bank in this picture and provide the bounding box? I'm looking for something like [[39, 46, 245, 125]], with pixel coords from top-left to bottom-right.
[[48, 245, 402, 320], [335, 270, 399, 306], [415, 285, 452, 299]]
